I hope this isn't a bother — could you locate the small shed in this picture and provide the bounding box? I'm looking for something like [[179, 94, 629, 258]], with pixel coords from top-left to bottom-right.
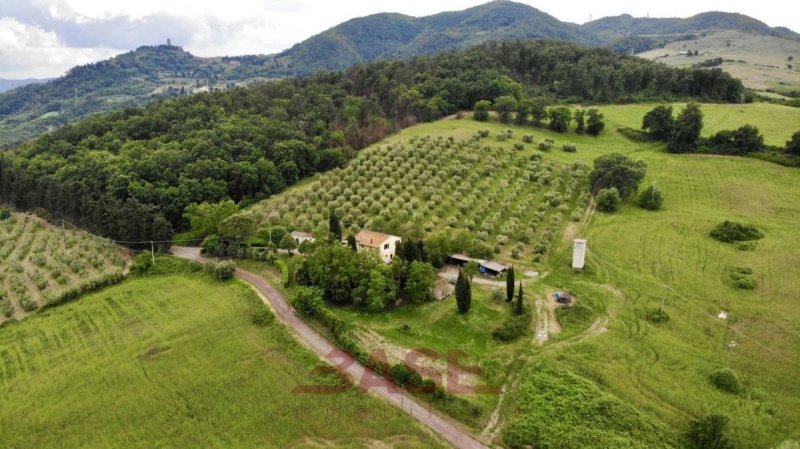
[[480, 261, 508, 277], [446, 253, 485, 267]]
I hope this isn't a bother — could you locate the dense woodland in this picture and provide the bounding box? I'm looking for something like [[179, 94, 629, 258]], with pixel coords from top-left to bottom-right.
[[0, 39, 744, 245]]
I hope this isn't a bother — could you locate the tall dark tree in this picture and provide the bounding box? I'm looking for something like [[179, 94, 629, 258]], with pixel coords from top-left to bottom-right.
[[515, 99, 532, 125], [347, 234, 357, 251], [667, 103, 704, 153], [586, 108, 605, 136], [786, 130, 800, 155], [329, 211, 342, 241], [548, 107, 572, 133], [589, 153, 648, 198], [455, 269, 472, 313], [506, 265, 515, 302], [494, 95, 518, 123], [530, 99, 547, 125], [642, 105, 675, 140], [515, 282, 524, 315], [574, 109, 585, 133]]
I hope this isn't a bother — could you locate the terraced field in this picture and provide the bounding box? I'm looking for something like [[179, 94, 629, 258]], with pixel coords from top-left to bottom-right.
[[0, 212, 129, 321], [0, 273, 446, 448]]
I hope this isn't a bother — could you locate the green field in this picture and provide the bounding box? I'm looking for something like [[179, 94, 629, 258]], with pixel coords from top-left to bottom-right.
[[0, 212, 129, 322], [0, 273, 445, 448], [246, 102, 800, 448]]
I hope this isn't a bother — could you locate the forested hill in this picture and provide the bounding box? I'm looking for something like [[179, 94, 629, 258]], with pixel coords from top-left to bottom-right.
[[0, 39, 743, 245], [275, 1, 597, 74], [0, 45, 280, 147], [583, 11, 800, 41]]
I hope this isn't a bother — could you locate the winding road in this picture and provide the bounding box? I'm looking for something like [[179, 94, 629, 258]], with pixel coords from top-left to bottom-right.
[[170, 247, 489, 449]]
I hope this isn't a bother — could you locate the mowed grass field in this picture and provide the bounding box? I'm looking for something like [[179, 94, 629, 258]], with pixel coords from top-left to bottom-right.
[[0, 273, 446, 448], [253, 102, 800, 447]]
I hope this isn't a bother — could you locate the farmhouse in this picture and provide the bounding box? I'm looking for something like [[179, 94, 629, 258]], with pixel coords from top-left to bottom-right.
[[355, 230, 401, 263], [291, 231, 315, 245]]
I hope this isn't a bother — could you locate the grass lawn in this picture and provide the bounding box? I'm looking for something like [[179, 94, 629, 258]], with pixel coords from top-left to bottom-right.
[[0, 274, 446, 448]]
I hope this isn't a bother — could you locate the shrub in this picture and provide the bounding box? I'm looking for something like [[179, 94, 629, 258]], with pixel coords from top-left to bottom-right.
[[596, 187, 621, 212], [735, 241, 757, 251], [638, 184, 664, 210], [687, 414, 734, 449], [492, 306, 532, 342], [491, 289, 504, 302], [479, 129, 490, 138], [210, 260, 236, 281], [131, 252, 154, 274], [709, 368, 741, 394], [710, 221, 764, 243], [562, 142, 577, 152], [647, 308, 670, 324], [522, 134, 534, 143], [0, 207, 10, 220], [251, 309, 274, 327], [513, 142, 524, 151], [729, 266, 755, 289], [473, 100, 491, 121], [292, 286, 325, 317], [538, 141, 552, 151]]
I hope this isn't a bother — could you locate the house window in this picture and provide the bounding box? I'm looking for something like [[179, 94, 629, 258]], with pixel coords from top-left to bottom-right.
[[384, 243, 390, 250]]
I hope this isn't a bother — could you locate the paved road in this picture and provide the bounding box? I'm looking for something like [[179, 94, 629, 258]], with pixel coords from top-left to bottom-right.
[[171, 247, 490, 449]]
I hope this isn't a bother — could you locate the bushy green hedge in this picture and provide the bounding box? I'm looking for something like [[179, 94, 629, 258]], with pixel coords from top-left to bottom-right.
[[710, 221, 764, 243], [709, 368, 742, 394], [492, 305, 532, 342]]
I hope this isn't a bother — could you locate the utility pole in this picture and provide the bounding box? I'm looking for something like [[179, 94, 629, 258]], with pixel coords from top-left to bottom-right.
[[727, 340, 737, 368], [151, 241, 155, 265]]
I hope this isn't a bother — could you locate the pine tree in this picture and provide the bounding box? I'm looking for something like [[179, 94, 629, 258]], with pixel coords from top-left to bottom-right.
[[515, 282, 524, 315], [328, 211, 341, 241], [506, 266, 515, 302], [455, 269, 471, 313]]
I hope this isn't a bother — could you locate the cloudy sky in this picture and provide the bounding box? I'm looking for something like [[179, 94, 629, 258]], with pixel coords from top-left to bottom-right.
[[0, 0, 796, 79]]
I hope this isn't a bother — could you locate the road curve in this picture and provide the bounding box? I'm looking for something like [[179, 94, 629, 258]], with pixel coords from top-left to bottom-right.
[[170, 246, 490, 449]]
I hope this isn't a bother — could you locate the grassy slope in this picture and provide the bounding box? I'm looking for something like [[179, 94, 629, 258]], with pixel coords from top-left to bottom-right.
[[0, 274, 445, 448], [247, 102, 800, 447], [638, 30, 800, 93]]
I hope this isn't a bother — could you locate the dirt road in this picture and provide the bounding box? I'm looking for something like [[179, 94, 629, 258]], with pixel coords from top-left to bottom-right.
[[170, 247, 489, 449]]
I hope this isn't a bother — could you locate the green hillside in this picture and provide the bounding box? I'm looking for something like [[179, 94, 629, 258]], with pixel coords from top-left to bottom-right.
[[0, 211, 129, 322], [0, 45, 280, 146], [0, 270, 445, 448], [278, 0, 596, 73], [242, 102, 800, 448]]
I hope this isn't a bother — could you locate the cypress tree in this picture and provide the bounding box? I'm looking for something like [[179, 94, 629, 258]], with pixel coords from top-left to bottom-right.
[[515, 282, 524, 315], [455, 269, 471, 313], [328, 211, 341, 241], [347, 234, 357, 251], [506, 266, 515, 302]]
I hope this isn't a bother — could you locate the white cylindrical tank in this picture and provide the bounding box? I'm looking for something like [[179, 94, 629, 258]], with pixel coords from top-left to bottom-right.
[[572, 239, 587, 270]]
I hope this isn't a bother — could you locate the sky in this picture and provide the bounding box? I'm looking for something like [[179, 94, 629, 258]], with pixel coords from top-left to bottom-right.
[[0, 0, 797, 79]]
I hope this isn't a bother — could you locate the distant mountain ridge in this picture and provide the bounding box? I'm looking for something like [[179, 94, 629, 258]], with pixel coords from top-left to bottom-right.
[[1, 0, 796, 146], [582, 11, 800, 40], [277, 1, 597, 74]]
